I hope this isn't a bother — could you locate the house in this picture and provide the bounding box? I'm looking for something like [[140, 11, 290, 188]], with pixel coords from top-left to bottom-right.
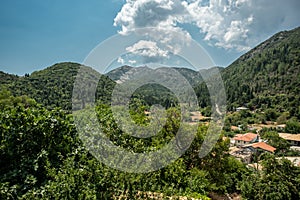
[[230, 141, 276, 164], [291, 146, 300, 152], [144, 111, 151, 116], [229, 147, 252, 164], [248, 123, 278, 133], [247, 163, 263, 170], [276, 124, 286, 131], [236, 107, 248, 112], [230, 125, 239, 131], [190, 111, 201, 122], [279, 133, 300, 147], [243, 142, 276, 153], [233, 133, 258, 146], [190, 111, 211, 122], [283, 157, 300, 167]]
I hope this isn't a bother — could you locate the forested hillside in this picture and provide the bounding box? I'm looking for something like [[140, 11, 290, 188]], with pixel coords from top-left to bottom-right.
[[193, 27, 300, 118], [0, 71, 19, 85], [222, 27, 300, 115], [0, 63, 222, 110], [0, 62, 115, 110]]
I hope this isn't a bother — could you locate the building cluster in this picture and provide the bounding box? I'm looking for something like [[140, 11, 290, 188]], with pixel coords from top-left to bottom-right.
[[229, 133, 276, 164], [229, 132, 300, 167]]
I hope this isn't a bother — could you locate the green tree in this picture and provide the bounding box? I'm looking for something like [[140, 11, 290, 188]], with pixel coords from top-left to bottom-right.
[[265, 108, 279, 121], [239, 155, 300, 200], [276, 112, 289, 124], [260, 131, 290, 153], [0, 105, 79, 198], [285, 118, 300, 133]]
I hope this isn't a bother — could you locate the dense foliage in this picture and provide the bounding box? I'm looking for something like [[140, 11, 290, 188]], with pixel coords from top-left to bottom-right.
[[1, 90, 299, 199], [196, 27, 300, 119], [0, 92, 239, 199], [0, 63, 115, 110], [223, 27, 300, 116], [239, 155, 300, 200]]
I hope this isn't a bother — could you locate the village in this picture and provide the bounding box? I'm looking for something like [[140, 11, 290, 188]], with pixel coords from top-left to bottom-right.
[[187, 107, 300, 169]]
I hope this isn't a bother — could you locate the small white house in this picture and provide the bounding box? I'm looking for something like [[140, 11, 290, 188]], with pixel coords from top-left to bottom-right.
[[233, 133, 258, 146], [236, 107, 249, 112]]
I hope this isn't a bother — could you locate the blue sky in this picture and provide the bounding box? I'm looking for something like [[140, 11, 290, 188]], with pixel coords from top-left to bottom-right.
[[0, 0, 123, 74], [0, 0, 299, 75]]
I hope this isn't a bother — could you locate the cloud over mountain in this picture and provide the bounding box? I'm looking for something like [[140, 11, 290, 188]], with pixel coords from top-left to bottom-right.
[[114, 0, 300, 52]]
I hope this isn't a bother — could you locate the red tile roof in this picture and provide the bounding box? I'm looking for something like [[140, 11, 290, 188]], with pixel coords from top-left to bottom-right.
[[233, 133, 257, 142], [245, 142, 276, 153]]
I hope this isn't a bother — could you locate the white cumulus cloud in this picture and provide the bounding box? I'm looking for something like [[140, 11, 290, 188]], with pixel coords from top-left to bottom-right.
[[129, 60, 137, 64], [114, 0, 300, 52], [126, 40, 169, 62], [114, 0, 192, 62], [117, 57, 125, 64], [114, 0, 188, 34]]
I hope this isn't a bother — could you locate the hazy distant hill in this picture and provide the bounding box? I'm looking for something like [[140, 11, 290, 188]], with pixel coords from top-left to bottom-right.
[[106, 65, 223, 87], [174, 67, 224, 86], [104, 65, 224, 107], [106, 65, 133, 81]]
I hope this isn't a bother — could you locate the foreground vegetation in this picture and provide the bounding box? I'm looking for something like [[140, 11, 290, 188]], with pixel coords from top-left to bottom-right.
[[1, 91, 300, 200]]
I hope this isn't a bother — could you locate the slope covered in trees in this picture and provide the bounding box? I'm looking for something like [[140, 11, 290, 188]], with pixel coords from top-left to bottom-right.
[[0, 71, 19, 85], [193, 27, 300, 118], [1, 62, 115, 110], [222, 27, 300, 115]]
